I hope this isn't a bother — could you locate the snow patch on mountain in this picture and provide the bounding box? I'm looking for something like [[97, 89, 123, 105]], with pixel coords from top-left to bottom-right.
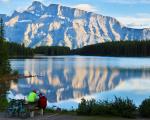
[[5, 16, 19, 27]]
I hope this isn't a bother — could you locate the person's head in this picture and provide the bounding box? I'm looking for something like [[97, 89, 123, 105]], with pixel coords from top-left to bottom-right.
[[33, 90, 37, 93], [39, 93, 43, 97]]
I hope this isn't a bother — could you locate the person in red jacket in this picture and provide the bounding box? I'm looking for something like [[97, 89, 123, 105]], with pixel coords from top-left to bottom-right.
[[38, 93, 47, 109]]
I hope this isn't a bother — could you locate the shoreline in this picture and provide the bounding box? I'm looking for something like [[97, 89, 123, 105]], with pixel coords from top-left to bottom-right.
[[9, 55, 150, 59], [0, 74, 38, 81]]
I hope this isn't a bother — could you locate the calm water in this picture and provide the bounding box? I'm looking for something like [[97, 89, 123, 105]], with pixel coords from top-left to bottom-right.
[[8, 56, 150, 109]]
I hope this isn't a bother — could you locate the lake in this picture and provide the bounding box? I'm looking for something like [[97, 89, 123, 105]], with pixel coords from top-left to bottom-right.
[[8, 56, 150, 109]]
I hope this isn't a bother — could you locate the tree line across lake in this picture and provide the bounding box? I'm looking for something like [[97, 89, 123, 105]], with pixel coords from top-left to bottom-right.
[[72, 41, 150, 57], [6, 40, 150, 58], [6, 42, 70, 57]]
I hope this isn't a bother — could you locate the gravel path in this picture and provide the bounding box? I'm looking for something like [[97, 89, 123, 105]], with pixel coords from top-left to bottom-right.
[[1, 112, 150, 120], [0, 113, 77, 120]]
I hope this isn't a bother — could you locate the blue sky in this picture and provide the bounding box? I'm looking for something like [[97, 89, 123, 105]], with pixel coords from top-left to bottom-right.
[[0, 0, 150, 28]]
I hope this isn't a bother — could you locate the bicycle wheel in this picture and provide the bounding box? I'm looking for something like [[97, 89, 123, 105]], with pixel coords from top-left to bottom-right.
[[19, 112, 29, 119], [5, 108, 13, 118], [19, 106, 30, 118]]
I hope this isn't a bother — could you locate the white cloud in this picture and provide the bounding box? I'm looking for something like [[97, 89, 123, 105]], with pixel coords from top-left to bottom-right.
[[136, 13, 150, 18], [73, 4, 97, 12], [105, 0, 150, 4], [16, 6, 28, 13], [116, 16, 150, 28]]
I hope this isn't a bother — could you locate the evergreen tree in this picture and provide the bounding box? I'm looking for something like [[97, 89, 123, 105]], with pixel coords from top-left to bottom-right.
[[0, 18, 11, 76], [0, 18, 4, 40]]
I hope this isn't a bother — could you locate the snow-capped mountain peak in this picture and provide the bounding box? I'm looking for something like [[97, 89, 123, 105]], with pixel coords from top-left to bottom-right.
[[27, 1, 46, 15], [1, 1, 150, 49], [28, 1, 44, 10]]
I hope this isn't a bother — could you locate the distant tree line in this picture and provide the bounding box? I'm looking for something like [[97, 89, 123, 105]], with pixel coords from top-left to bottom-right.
[[34, 46, 70, 56], [6, 42, 34, 57], [5, 43, 70, 57], [5, 40, 150, 57], [71, 41, 150, 57]]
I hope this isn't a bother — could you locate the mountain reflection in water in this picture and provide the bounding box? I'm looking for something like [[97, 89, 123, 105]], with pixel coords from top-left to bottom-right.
[[9, 56, 150, 104]]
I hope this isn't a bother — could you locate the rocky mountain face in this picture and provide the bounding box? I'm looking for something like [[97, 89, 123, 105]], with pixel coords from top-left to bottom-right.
[[0, 1, 150, 49]]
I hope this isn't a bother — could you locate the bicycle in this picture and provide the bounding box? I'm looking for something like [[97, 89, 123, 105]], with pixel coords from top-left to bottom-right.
[[5, 99, 30, 118]]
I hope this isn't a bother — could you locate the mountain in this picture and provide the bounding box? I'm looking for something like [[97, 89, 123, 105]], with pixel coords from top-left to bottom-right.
[[1, 1, 150, 49]]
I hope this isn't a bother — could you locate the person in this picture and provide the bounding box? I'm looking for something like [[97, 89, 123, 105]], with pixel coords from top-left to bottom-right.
[[38, 93, 47, 109], [27, 90, 39, 118], [27, 90, 38, 103], [37, 93, 47, 116]]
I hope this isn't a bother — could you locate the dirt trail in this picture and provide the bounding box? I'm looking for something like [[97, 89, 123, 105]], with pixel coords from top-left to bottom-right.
[[0, 113, 77, 120], [1, 113, 150, 120]]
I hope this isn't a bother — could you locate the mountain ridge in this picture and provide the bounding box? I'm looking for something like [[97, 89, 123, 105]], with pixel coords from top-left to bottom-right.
[[0, 1, 150, 49]]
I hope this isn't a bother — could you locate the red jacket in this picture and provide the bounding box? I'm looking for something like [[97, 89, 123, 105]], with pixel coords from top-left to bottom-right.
[[38, 96, 47, 109]]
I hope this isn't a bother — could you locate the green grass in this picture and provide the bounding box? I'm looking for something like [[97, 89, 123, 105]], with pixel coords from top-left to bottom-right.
[[44, 109, 137, 120], [45, 108, 76, 115]]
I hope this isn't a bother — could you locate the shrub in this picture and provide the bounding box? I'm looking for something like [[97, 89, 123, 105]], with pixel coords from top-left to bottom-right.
[[139, 98, 150, 118], [77, 97, 137, 118], [77, 98, 96, 115], [111, 97, 137, 118], [0, 97, 8, 111], [91, 100, 112, 115]]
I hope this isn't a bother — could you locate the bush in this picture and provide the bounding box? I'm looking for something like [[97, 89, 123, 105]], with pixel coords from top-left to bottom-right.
[[91, 100, 112, 115], [77, 97, 137, 118], [111, 97, 137, 118], [77, 98, 95, 115], [77, 99, 112, 116], [0, 97, 8, 111], [139, 98, 150, 118]]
